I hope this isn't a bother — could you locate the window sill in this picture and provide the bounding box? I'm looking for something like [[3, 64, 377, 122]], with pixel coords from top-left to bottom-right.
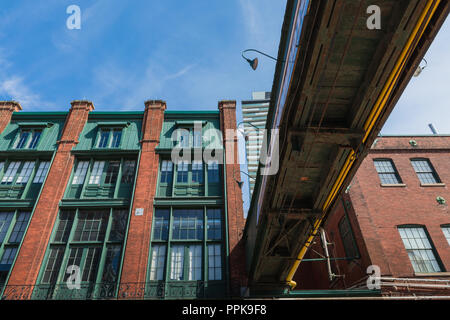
[[415, 272, 450, 277], [380, 183, 406, 187], [420, 183, 446, 187]]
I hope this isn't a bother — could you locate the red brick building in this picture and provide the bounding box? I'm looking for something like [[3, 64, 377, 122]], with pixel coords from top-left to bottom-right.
[[294, 135, 450, 296]]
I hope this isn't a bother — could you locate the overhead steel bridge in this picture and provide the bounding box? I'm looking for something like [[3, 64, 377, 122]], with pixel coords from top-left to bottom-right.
[[244, 0, 449, 294]]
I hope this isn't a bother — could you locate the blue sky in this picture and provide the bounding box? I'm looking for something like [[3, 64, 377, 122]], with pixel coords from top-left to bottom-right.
[[0, 1, 448, 133], [0, 0, 285, 113], [0, 0, 286, 213], [0, 1, 448, 212]]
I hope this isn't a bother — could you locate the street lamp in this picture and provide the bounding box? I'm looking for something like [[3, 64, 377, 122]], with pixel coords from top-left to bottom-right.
[[237, 121, 264, 142], [234, 169, 256, 188], [413, 58, 427, 77], [241, 49, 280, 70]]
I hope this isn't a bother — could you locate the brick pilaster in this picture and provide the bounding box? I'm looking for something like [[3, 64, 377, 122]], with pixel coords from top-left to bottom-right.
[[0, 101, 22, 134], [219, 100, 247, 296], [119, 100, 166, 294], [6, 100, 94, 291]]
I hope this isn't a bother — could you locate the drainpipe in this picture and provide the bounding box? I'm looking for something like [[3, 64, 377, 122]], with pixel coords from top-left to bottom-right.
[[320, 228, 335, 282]]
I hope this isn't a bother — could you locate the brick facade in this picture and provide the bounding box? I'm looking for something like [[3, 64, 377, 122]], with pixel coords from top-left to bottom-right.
[[219, 100, 247, 295], [1, 99, 247, 299], [7, 101, 94, 290], [294, 136, 450, 296], [119, 100, 166, 290], [0, 101, 21, 134]]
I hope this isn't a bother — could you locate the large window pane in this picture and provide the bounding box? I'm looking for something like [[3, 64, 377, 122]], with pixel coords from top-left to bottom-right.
[[192, 161, 203, 184], [207, 209, 222, 240], [101, 245, 122, 283], [104, 161, 120, 184], [41, 246, 65, 284], [0, 247, 18, 264], [160, 160, 173, 183], [153, 209, 169, 241], [0, 212, 14, 244], [16, 161, 35, 184], [193, 130, 202, 148], [207, 161, 219, 183], [208, 244, 222, 280], [149, 244, 166, 281], [15, 131, 30, 149], [374, 159, 401, 184], [1, 161, 21, 185], [88, 161, 105, 184], [411, 159, 440, 184], [188, 245, 202, 281], [53, 211, 75, 242], [121, 160, 136, 184], [442, 226, 450, 246], [98, 130, 110, 148], [177, 161, 188, 183], [8, 212, 31, 243], [109, 209, 128, 242], [81, 247, 102, 282], [73, 211, 108, 242], [63, 247, 83, 282], [111, 130, 122, 148], [33, 161, 50, 184], [28, 131, 42, 149], [398, 226, 441, 273], [170, 245, 184, 280], [72, 161, 89, 185], [338, 215, 359, 258], [172, 209, 203, 240]]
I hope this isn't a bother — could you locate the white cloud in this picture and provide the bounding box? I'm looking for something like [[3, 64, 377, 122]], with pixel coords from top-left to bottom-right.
[[89, 59, 197, 110], [0, 48, 55, 109]]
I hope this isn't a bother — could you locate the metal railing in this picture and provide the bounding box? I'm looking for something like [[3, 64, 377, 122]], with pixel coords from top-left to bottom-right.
[[1, 281, 227, 300]]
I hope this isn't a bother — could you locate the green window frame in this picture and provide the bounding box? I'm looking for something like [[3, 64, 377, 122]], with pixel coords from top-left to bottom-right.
[[33, 161, 50, 184], [0, 159, 50, 201], [0, 210, 32, 290], [411, 158, 441, 184], [175, 126, 203, 148], [398, 225, 443, 273], [0, 161, 21, 185], [72, 161, 89, 185], [38, 208, 129, 298], [338, 214, 359, 259], [176, 161, 189, 184], [96, 128, 122, 149], [148, 207, 224, 285], [13, 129, 42, 150], [207, 161, 220, 184], [66, 158, 137, 200], [373, 159, 402, 184], [160, 160, 173, 184], [175, 161, 206, 186], [0, 160, 49, 186]]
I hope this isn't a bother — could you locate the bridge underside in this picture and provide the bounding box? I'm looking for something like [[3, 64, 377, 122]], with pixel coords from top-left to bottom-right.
[[245, 0, 449, 294]]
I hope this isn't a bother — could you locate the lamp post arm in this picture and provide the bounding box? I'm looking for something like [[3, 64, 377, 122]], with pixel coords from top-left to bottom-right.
[[242, 49, 280, 62]]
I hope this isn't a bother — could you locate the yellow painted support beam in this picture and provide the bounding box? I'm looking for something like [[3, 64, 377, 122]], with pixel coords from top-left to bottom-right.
[[285, 0, 441, 289]]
